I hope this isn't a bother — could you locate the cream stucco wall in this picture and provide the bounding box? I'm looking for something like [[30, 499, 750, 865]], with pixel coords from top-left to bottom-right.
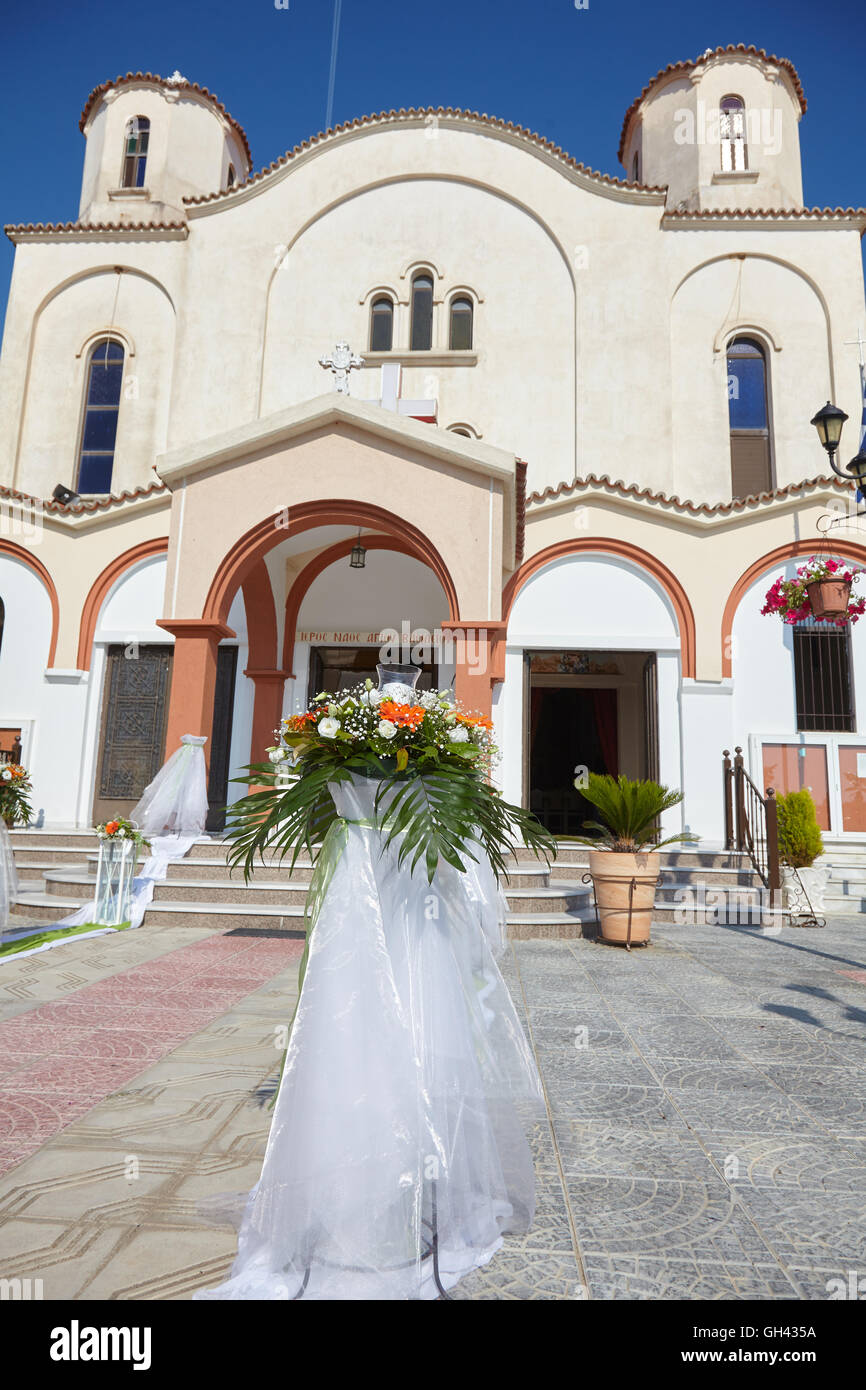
[[2, 98, 863, 507]]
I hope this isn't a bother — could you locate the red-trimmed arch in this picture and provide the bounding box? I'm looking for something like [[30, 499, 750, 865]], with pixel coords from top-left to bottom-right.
[[282, 533, 420, 674], [203, 500, 460, 630], [722, 539, 866, 677], [502, 537, 697, 678], [76, 537, 169, 671], [0, 539, 60, 668]]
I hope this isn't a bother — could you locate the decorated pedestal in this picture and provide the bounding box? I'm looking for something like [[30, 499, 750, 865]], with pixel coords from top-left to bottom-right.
[[94, 837, 138, 926]]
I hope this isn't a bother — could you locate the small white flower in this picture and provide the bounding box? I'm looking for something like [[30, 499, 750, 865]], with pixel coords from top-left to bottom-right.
[[368, 690, 383, 706], [118, 827, 127, 838], [318, 717, 341, 739], [420, 691, 438, 709], [268, 747, 286, 764], [378, 719, 397, 740], [449, 726, 470, 743]]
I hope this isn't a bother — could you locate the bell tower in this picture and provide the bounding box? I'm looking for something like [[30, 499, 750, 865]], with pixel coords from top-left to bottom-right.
[[78, 71, 252, 224], [620, 45, 806, 212]]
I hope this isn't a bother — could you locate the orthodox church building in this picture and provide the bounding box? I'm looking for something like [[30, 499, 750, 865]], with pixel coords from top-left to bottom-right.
[[1, 46, 865, 848]]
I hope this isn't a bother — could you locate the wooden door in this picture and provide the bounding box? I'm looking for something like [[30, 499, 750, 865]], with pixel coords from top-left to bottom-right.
[[92, 644, 172, 825], [642, 654, 659, 782], [206, 646, 239, 832]]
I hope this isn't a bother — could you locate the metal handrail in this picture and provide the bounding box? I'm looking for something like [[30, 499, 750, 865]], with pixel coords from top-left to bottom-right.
[[723, 746, 781, 893]]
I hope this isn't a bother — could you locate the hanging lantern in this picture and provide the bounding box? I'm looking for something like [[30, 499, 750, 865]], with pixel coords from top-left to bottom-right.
[[349, 531, 366, 569]]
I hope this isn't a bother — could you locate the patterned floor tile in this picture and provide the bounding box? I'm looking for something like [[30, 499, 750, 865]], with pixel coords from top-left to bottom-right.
[[564, 1175, 777, 1263], [583, 1255, 801, 1300]]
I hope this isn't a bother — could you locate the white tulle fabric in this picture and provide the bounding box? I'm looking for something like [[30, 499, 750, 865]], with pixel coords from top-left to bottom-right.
[[0, 821, 19, 937], [129, 734, 209, 838], [194, 772, 544, 1301], [5, 736, 210, 958]]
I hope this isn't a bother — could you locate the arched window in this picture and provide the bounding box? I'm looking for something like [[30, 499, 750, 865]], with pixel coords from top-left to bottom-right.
[[410, 273, 434, 351], [121, 117, 150, 189], [720, 96, 747, 172], [226, 164, 236, 189], [727, 336, 771, 498], [449, 296, 473, 351], [631, 150, 640, 182], [77, 339, 125, 495], [369, 296, 394, 352]]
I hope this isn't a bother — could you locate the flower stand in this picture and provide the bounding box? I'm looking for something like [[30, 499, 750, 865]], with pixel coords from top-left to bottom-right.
[[94, 837, 138, 926]]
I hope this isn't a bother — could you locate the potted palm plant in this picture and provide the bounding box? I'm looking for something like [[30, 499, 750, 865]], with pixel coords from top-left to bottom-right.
[[574, 773, 695, 947]]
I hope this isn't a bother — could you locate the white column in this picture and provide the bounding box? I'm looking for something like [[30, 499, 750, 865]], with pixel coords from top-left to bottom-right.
[[678, 678, 735, 846]]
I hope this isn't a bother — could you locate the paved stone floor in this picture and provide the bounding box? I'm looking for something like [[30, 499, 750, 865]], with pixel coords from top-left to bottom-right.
[[0, 917, 864, 1300]]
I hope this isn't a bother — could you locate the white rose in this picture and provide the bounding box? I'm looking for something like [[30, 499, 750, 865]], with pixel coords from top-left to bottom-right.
[[318, 717, 341, 738], [368, 690, 382, 706], [449, 726, 470, 743], [378, 719, 397, 740], [1, 769, 11, 780], [118, 827, 127, 838], [268, 748, 286, 764]]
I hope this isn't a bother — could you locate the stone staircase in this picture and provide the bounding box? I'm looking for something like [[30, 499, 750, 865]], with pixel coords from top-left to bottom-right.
[[815, 838, 866, 916], [5, 828, 813, 939], [6, 829, 593, 941]]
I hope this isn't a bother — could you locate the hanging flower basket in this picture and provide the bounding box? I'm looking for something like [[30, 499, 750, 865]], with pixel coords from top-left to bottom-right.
[[761, 556, 866, 627]]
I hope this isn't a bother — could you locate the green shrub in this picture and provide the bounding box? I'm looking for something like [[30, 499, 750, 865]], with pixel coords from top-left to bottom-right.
[[776, 789, 823, 868]]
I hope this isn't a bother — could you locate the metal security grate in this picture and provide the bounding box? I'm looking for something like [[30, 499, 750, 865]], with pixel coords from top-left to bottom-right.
[[793, 621, 855, 731]]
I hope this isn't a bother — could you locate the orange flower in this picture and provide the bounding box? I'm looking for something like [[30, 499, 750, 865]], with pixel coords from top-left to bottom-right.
[[105, 821, 120, 835], [456, 712, 493, 731], [379, 700, 426, 730]]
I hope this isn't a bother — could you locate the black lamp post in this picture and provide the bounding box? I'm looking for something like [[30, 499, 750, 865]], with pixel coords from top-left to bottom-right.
[[811, 405, 861, 480]]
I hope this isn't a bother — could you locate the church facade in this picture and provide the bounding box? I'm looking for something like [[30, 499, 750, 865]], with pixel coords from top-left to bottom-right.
[[1, 47, 865, 846]]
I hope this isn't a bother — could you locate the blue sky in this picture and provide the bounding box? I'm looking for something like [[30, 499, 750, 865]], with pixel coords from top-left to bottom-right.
[[1, 0, 864, 322]]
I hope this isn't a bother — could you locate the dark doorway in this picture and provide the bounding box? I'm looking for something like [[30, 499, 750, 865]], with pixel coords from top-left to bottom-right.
[[529, 686, 618, 836], [92, 644, 172, 824], [206, 645, 239, 831], [308, 646, 437, 702]]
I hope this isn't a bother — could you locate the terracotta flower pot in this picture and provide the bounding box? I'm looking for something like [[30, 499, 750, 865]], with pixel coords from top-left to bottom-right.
[[588, 849, 660, 947], [806, 579, 851, 620]]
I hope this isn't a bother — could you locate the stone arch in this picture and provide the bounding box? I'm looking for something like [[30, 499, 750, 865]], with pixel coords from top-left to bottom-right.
[[76, 537, 169, 670], [204, 500, 460, 630], [0, 539, 60, 667], [503, 537, 696, 676], [721, 538, 866, 677]]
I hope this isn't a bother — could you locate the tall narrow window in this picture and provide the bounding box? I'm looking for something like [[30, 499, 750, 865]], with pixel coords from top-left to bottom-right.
[[631, 150, 640, 182], [121, 116, 150, 188], [369, 297, 394, 351], [410, 273, 434, 351], [449, 296, 473, 351], [727, 336, 771, 498], [720, 96, 747, 172], [226, 164, 236, 189], [77, 339, 125, 494]]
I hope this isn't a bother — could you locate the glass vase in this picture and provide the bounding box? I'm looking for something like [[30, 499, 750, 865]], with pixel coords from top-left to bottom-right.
[[376, 663, 421, 705], [94, 837, 137, 926]]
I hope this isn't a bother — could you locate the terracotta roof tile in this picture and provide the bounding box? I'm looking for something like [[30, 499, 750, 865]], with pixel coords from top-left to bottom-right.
[[46, 481, 168, 514], [80, 72, 252, 168], [183, 106, 669, 208], [618, 45, 808, 162], [0, 481, 168, 514], [5, 220, 187, 239], [527, 472, 855, 515], [662, 206, 866, 221]]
